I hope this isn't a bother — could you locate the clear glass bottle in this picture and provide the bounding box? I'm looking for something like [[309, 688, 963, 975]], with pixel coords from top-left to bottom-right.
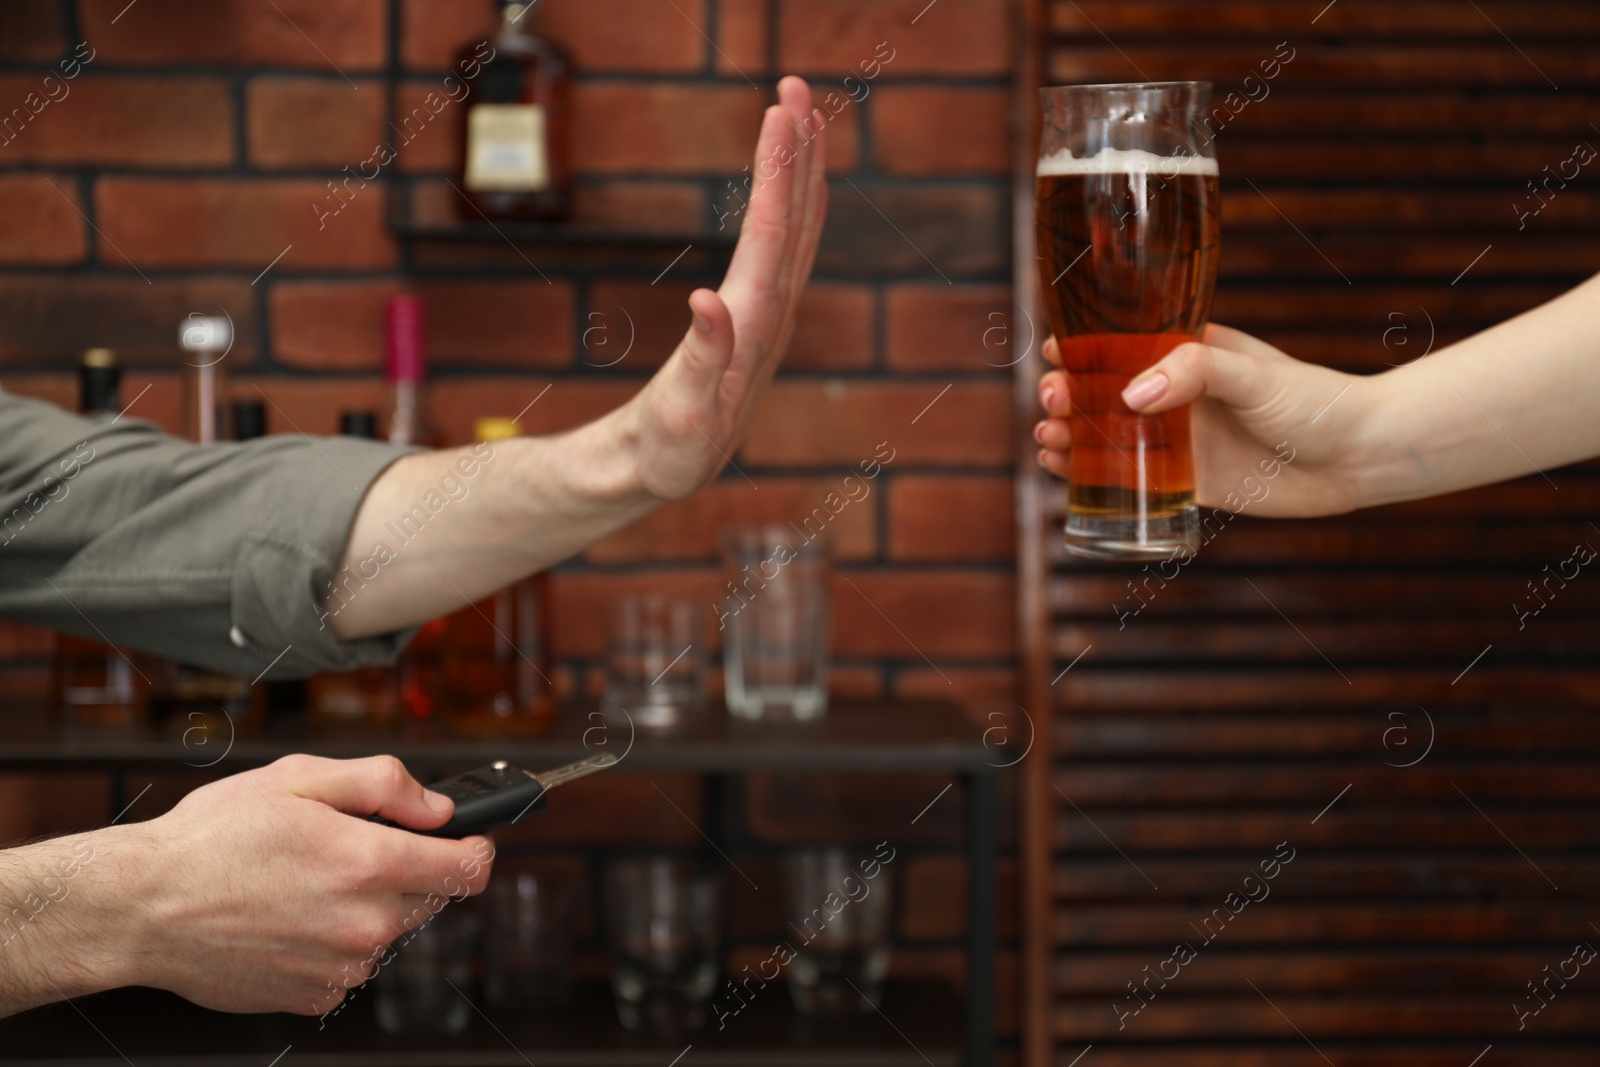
[[457, 0, 572, 222], [53, 349, 151, 733], [438, 418, 555, 736], [149, 319, 265, 739]]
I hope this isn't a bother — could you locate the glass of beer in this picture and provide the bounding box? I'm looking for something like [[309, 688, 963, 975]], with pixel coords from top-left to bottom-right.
[[1036, 82, 1220, 560]]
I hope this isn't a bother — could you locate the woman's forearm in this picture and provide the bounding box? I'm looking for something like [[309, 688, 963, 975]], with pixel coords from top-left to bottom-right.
[[1353, 272, 1600, 509]]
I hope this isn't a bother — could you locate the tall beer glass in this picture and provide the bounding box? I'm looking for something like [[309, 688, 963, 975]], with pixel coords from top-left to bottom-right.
[[1036, 83, 1220, 560]]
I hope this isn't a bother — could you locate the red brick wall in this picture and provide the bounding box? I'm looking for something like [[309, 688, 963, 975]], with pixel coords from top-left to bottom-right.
[[0, 0, 1018, 1030]]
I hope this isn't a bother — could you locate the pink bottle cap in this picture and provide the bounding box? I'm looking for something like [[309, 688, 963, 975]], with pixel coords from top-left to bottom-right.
[[385, 295, 426, 384]]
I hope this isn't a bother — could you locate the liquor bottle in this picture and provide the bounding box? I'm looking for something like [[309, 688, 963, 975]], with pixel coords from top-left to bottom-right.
[[147, 318, 265, 739], [52, 349, 149, 732], [457, 0, 572, 222], [307, 410, 403, 733], [437, 418, 555, 736], [386, 296, 427, 447]]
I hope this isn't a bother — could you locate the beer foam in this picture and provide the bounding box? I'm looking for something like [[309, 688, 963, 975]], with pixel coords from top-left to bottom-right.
[[1036, 147, 1218, 177]]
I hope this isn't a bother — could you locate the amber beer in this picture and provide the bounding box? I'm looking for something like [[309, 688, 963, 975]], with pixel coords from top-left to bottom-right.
[[1036, 84, 1219, 560]]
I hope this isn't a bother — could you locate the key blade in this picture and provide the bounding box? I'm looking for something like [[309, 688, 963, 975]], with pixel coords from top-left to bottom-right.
[[527, 752, 618, 790]]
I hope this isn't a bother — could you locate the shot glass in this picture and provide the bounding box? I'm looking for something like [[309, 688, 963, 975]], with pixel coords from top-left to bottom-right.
[[601, 593, 707, 731], [483, 869, 576, 1010], [606, 856, 720, 1034], [782, 848, 894, 1016], [721, 524, 831, 721], [374, 905, 478, 1036]]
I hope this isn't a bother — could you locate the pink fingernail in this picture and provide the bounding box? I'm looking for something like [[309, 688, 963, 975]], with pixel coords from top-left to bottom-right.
[[693, 312, 712, 334], [1042, 385, 1062, 413], [1122, 373, 1169, 410], [1033, 421, 1047, 444]]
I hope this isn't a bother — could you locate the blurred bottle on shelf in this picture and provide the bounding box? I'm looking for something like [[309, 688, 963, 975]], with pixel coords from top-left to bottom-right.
[[148, 317, 265, 740], [306, 409, 403, 733], [386, 295, 429, 447], [437, 417, 554, 736], [457, 0, 572, 222], [53, 349, 150, 733], [180, 314, 232, 443]]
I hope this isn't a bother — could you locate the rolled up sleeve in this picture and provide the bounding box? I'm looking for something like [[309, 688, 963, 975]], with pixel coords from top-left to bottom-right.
[[0, 387, 416, 679]]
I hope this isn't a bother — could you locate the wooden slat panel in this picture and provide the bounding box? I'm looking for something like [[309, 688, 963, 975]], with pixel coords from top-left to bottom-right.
[[1057, 710, 1600, 756], [1052, 1, 1600, 39], [1053, 808, 1600, 852], [1048, 47, 1600, 88], [1030, 1, 1600, 1061]]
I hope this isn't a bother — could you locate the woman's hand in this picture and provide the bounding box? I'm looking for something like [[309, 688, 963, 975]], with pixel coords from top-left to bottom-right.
[[1035, 323, 1375, 518]]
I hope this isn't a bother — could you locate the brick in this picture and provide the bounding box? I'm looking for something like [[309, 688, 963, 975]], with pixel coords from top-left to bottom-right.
[[896, 667, 1018, 720], [236, 377, 390, 436], [95, 178, 396, 270], [0, 277, 257, 368], [584, 280, 696, 370], [0, 76, 233, 168], [0, 175, 85, 266], [248, 78, 386, 170], [391, 81, 467, 173], [572, 84, 766, 175], [587, 478, 879, 564], [271, 280, 574, 371], [746, 772, 965, 843], [789, 284, 876, 370], [426, 379, 637, 446], [817, 183, 1007, 277], [741, 381, 1013, 467], [717, 0, 770, 77], [833, 571, 1015, 658], [0, 0, 64, 62], [494, 773, 703, 846], [571, 181, 707, 234], [82, 0, 387, 71], [397, 0, 496, 70], [888, 475, 1014, 562], [900, 855, 1019, 940], [872, 87, 1011, 175], [886, 283, 1014, 371], [778, 0, 1008, 76], [5, 372, 193, 437], [403, 0, 707, 72]]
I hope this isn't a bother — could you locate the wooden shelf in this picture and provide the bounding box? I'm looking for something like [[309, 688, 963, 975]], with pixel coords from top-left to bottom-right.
[[1, 981, 963, 1067], [0, 699, 992, 775]]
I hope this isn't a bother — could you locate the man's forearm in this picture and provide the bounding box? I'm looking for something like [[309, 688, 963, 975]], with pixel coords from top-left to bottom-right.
[[1353, 272, 1600, 509], [329, 401, 658, 641], [0, 828, 148, 1017]]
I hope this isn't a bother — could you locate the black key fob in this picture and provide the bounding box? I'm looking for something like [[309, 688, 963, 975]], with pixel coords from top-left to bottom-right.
[[370, 754, 615, 839]]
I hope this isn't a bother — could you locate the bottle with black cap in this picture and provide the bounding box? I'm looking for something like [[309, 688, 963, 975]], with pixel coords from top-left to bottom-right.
[[306, 410, 403, 733], [53, 349, 149, 731]]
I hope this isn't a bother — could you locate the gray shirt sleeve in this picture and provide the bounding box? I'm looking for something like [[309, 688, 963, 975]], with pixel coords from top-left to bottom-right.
[[0, 387, 417, 679]]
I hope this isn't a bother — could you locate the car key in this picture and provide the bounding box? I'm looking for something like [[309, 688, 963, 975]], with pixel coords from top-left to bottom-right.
[[371, 753, 617, 838]]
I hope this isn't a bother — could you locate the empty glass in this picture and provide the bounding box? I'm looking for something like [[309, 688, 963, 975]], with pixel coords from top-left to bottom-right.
[[721, 525, 831, 721], [601, 594, 706, 730], [782, 849, 894, 1016], [606, 856, 720, 1033], [483, 869, 575, 1009], [374, 905, 478, 1036]]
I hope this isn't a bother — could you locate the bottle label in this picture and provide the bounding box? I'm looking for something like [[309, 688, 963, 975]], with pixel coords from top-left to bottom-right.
[[465, 104, 550, 191]]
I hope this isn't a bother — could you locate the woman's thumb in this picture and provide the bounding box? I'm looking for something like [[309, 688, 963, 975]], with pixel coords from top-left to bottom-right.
[[1121, 340, 1269, 415]]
